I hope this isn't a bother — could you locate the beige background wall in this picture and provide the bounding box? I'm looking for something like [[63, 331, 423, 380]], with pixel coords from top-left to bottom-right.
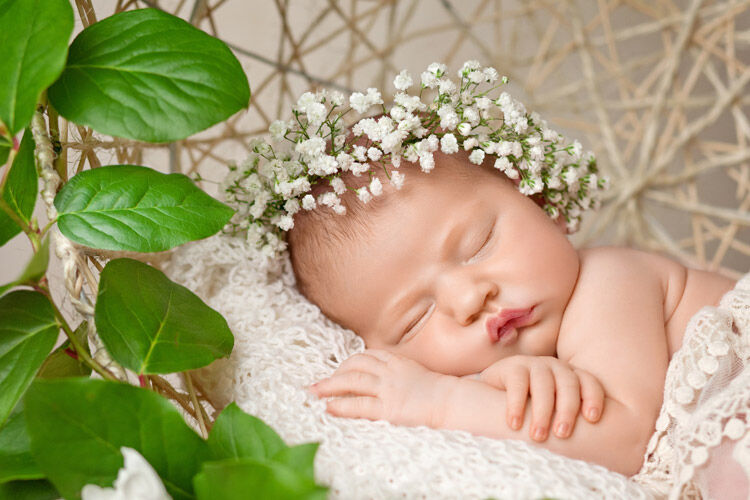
[[2, 0, 749, 287]]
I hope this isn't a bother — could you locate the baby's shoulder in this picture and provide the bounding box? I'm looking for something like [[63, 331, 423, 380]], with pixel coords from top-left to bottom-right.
[[576, 245, 685, 298], [576, 246, 687, 326]]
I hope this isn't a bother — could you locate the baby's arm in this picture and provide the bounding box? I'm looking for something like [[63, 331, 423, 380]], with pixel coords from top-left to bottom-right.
[[438, 373, 650, 476], [311, 350, 643, 476]]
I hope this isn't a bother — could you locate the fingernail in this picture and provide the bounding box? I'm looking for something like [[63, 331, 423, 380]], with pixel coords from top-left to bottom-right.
[[587, 408, 599, 420], [511, 417, 521, 430], [555, 422, 569, 437], [532, 426, 546, 441]]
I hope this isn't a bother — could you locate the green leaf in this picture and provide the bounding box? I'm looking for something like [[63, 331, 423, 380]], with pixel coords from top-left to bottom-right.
[[54, 165, 234, 252], [0, 291, 58, 428], [0, 479, 59, 500], [47, 8, 250, 143], [207, 402, 286, 461], [0, 131, 37, 247], [0, 145, 8, 167], [0, 410, 43, 483], [0, 236, 49, 297], [193, 458, 328, 500], [0, 0, 73, 136], [24, 377, 210, 500], [36, 321, 91, 379], [273, 443, 320, 482], [96, 258, 234, 375]]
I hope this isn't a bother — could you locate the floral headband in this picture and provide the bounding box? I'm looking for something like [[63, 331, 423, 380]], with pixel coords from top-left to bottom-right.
[[222, 61, 609, 258]]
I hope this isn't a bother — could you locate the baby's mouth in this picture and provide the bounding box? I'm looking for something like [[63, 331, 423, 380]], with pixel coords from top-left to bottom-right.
[[486, 306, 534, 343]]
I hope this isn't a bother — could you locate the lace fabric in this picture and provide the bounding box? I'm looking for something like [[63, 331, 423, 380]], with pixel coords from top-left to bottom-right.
[[633, 274, 750, 499], [165, 235, 748, 499]]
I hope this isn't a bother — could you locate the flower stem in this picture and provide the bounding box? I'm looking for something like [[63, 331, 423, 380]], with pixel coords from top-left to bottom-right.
[[37, 284, 118, 382]]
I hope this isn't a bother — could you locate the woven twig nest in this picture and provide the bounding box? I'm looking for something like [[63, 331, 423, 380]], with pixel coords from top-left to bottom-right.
[[68, 0, 750, 276]]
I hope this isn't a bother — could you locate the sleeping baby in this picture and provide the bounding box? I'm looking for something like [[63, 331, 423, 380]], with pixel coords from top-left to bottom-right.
[[290, 149, 738, 480], [223, 61, 746, 494]]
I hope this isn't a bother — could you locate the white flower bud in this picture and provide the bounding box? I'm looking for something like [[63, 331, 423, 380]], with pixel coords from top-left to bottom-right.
[[457, 122, 472, 136]]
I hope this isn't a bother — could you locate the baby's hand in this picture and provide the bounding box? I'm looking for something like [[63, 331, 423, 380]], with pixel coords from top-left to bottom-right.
[[480, 355, 604, 442], [309, 350, 452, 429]]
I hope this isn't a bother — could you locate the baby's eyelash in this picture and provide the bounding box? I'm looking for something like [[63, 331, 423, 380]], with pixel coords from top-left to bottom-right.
[[402, 303, 435, 339]]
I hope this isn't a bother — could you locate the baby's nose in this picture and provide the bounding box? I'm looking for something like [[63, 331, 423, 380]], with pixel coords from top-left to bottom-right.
[[436, 271, 498, 325]]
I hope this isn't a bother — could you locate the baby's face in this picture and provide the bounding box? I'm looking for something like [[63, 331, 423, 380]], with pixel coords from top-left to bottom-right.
[[322, 154, 581, 376]]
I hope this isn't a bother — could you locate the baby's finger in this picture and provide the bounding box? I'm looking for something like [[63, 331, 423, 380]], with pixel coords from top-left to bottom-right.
[[326, 396, 383, 421], [480, 360, 514, 390], [502, 368, 530, 431], [549, 367, 581, 439], [311, 371, 380, 398], [575, 368, 605, 422], [528, 364, 555, 442]]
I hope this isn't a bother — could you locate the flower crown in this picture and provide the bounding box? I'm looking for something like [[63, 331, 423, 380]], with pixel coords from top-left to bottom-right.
[[223, 61, 609, 257]]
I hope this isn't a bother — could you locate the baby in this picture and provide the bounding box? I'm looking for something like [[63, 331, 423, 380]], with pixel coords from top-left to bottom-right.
[[291, 149, 737, 478]]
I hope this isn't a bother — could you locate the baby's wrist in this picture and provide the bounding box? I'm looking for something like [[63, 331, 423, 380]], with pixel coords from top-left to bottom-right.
[[429, 374, 462, 429]]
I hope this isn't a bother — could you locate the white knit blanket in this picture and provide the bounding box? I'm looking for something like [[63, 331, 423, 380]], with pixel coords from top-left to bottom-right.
[[165, 235, 749, 499]]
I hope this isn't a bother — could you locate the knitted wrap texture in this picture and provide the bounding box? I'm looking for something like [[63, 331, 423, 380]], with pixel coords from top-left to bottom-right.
[[165, 234, 654, 499]]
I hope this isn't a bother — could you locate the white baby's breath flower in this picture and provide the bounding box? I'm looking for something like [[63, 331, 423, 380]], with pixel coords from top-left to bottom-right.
[[353, 145, 367, 162], [457, 122, 472, 136], [318, 191, 339, 207], [333, 134, 346, 149], [81, 447, 171, 500], [419, 152, 435, 172], [296, 136, 325, 157], [305, 102, 327, 125], [366, 87, 383, 107], [463, 106, 480, 126], [459, 60, 481, 77], [357, 186, 373, 203], [367, 147, 383, 161], [427, 62, 447, 76], [295, 91, 316, 113], [463, 137, 479, 151], [269, 120, 288, 140], [390, 106, 407, 121], [483, 67, 499, 82], [393, 70, 413, 91], [438, 106, 459, 130], [421, 71, 439, 88], [469, 149, 485, 165], [329, 90, 345, 106], [475, 96, 492, 110], [440, 133, 459, 154], [276, 215, 294, 231], [350, 92, 371, 114], [302, 194, 316, 210], [330, 177, 347, 195], [370, 177, 383, 196], [284, 198, 301, 215], [438, 79, 457, 96], [390, 170, 405, 189], [468, 70, 484, 84]]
